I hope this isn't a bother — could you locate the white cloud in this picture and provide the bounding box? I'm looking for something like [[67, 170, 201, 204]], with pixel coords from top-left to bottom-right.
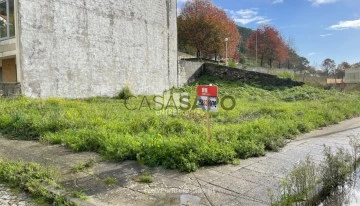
[[257, 19, 272, 24], [328, 19, 360, 30], [272, 0, 284, 4], [309, 0, 337, 6], [319, 33, 333, 37], [236, 9, 258, 19], [226, 8, 272, 25], [308, 52, 316, 56]]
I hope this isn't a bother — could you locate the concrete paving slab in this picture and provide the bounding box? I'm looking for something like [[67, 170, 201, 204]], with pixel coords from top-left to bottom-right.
[[193, 168, 228, 182], [88, 186, 157, 206], [226, 196, 268, 206], [230, 168, 281, 187], [211, 174, 260, 195], [196, 181, 239, 206]]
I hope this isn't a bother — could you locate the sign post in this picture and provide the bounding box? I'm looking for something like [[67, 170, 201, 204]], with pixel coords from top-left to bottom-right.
[[207, 109, 211, 143], [197, 85, 218, 143]]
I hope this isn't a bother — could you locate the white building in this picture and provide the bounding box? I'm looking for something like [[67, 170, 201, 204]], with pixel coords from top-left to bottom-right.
[[0, 0, 178, 98], [344, 66, 360, 84]]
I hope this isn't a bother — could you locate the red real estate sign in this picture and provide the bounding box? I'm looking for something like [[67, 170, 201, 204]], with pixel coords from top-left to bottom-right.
[[197, 85, 218, 97], [197, 85, 219, 112], [196, 85, 219, 143]]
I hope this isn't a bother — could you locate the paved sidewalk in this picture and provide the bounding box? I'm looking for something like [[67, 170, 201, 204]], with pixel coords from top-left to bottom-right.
[[0, 117, 359, 206]]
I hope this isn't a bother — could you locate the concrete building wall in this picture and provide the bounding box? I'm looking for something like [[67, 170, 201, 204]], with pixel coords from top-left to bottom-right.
[[344, 67, 360, 84], [17, 0, 178, 98]]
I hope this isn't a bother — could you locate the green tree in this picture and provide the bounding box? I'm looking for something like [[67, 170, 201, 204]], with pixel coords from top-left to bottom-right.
[[297, 57, 310, 73], [336, 61, 351, 80], [352, 62, 360, 68], [321, 58, 336, 77]]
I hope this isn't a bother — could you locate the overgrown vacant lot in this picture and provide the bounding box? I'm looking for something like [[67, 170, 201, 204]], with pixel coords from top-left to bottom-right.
[[1, 75, 360, 172]]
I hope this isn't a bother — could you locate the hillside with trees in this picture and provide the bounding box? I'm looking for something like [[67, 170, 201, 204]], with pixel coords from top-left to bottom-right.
[[247, 25, 288, 68], [178, 0, 343, 78], [237, 25, 313, 73]]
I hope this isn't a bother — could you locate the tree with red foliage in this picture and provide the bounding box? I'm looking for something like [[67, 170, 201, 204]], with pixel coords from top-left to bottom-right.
[[246, 25, 288, 68], [178, 0, 241, 60]]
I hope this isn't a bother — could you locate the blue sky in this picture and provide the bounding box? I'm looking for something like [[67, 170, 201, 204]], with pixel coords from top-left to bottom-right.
[[177, 0, 360, 68]]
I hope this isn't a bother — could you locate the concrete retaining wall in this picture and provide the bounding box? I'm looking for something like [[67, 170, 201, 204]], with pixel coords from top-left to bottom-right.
[[18, 0, 177, 98], [178, 60, 204, 86]]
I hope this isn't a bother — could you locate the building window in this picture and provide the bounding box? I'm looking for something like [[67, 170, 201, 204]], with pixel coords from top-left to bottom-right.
[[0, 0, 15, 40]]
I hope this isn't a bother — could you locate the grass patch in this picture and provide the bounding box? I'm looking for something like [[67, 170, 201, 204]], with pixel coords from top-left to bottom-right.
[[135, 174, 153, 183], [231, 158, 241, 165], [103, 177, 117, 185], [71, 159, 96, 174], [0, 159, 74, 205], [70, 190, 87, 200], [0, 75, 360, 172]]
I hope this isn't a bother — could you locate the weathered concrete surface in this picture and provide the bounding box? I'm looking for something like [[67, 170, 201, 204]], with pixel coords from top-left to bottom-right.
[[17, 0, 178, 98], [0, 117, 360, 205], [0, 185, 34, 206], [178, 60, 204, 86]]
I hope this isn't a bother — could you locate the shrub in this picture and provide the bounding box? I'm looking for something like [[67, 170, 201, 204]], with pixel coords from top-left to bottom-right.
[[271, 156, 318, 205], [272, 145, 355, 206], [0, 159, 74, 205], [320, 147, 352, 196], [228, 59, 238, 68], [117, 84, 133, 100], [277, 71, 295, 80]]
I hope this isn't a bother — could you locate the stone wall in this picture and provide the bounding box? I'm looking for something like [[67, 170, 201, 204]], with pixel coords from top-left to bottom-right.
[[178, 59, 304, 87], [0, 83, 21, 97], [204, 63, 304, 87], [18, 0, 177, 98]]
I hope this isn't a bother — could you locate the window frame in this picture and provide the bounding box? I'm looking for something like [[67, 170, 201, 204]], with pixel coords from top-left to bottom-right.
[[0, 0, 14, 41]]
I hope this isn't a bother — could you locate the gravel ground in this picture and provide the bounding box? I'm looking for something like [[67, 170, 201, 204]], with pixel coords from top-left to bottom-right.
[[0, 185, 34, 206]]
